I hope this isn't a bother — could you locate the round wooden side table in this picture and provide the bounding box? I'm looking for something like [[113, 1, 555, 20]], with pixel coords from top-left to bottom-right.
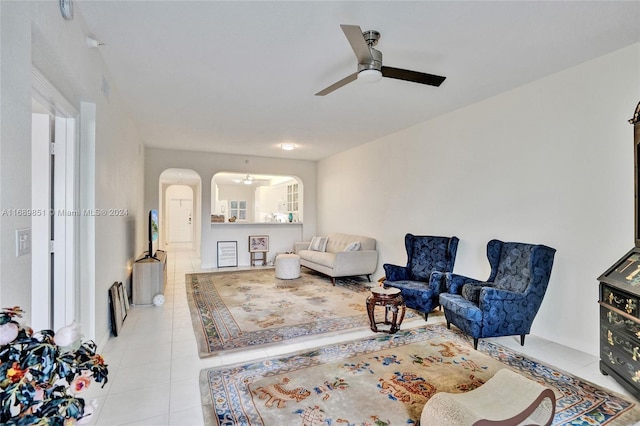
[[366, 287, 406, 334]]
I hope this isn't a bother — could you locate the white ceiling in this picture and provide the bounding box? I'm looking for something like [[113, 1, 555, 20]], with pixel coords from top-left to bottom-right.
[[76, 1, 640, 161]]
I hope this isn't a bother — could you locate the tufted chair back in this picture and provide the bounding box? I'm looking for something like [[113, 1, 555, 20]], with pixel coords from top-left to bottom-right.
[[492, 242, 534, 293], [406, 234, 459, 282]]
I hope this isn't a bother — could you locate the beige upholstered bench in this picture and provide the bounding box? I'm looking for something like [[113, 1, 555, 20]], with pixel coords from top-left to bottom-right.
[[420, 368, 556, 426], [275, 253, 300, 279]]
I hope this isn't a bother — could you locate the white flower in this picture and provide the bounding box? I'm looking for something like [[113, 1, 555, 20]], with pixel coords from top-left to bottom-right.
[[0, 322, 19, 345], [54, 321, 81, 348]]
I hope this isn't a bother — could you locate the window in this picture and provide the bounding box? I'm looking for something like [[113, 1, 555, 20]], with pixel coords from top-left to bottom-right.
[[229, 200, 247, 220], [287, 183, 299, 212]]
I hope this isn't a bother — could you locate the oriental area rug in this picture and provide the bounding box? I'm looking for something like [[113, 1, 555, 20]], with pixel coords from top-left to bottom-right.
[[199, 324, 640, 426], [186, 269, 415, 357]]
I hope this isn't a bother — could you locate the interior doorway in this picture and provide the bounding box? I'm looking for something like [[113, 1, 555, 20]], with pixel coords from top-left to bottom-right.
[[31, 69, 79, 332], [167, 186, 193, 244]]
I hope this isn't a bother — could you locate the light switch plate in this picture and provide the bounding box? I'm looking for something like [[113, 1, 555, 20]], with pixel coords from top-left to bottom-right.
[[16, 228, 31, 257]]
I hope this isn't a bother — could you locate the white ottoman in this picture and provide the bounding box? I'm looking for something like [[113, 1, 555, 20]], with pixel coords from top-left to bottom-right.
[[275, 253, 300, 279], [420, 369, 556, 426]]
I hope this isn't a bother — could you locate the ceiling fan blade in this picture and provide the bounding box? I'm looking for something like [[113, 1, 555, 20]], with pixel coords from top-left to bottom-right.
[[340, 24, 373, 64], [315, 72, 358, 96], [381, 66, 446, 87]]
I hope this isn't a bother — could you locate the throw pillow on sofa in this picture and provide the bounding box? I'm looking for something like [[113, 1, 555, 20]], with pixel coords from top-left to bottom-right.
[[309, 236, 328, 252], [344, 241, 361, 251]]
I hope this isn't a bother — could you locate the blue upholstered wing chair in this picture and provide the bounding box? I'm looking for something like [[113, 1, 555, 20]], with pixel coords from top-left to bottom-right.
[[439, 239, 556, 350], [383, 234, 459, 320]]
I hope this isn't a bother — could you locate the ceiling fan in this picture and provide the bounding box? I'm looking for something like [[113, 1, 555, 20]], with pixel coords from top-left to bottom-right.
[[315, 24, 446, 96], [232, 174, 270, 185]]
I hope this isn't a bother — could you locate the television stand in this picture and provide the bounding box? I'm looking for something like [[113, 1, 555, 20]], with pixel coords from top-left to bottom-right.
[[132, 250, 167, 305]]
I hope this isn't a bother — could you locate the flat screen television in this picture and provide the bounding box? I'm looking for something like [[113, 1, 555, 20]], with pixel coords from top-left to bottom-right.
[[148, 209, 159, 259]]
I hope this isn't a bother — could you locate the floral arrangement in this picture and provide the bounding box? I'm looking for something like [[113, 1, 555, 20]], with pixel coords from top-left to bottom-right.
[[0, 307, 108, 425]]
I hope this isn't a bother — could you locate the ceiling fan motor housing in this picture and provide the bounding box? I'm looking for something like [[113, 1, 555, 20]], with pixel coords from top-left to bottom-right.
[[358, 47, 382, 72], [358, 30, 382, 72], [363, 30, 380, 46]]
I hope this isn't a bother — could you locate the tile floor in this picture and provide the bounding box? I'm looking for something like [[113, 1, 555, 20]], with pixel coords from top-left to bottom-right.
[[83, 243, 636, 425]]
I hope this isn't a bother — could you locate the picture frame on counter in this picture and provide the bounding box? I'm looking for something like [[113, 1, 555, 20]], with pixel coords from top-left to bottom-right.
[[249, 235, 269, 252]]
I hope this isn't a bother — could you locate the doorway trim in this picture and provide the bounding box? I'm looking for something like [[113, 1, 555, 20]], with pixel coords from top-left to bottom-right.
[[31, 67, 79, 331]]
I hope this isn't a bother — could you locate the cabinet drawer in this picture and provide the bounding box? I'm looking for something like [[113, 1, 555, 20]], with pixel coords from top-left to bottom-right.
[[600, 324, 640, 362], [600, 305, 640, 341], [600, 344, 640, 386], [602, 285, 639, 318]]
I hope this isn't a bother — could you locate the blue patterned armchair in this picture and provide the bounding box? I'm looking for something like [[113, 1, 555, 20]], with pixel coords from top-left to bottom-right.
[[439, 239, 556, 350], [383, 234, 459, 320]]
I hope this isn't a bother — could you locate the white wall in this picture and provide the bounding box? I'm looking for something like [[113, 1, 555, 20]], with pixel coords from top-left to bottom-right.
[[318, 43, 640, 356], [0, 2, 146, 345], [0, 1, 32, 317], [145, 148, 317, 268]]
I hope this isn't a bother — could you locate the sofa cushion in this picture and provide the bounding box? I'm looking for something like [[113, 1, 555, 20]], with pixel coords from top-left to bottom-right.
[[385, 280, 434, 311], [298, 250, 335, 268], [308, 236, 328, 252], [461, 284, 483, 304], [344, 241, 361, 251], [326, 233, 376, 253]]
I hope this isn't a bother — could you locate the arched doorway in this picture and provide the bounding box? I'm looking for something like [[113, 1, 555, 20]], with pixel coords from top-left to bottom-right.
[[159, 169, 202, 253]]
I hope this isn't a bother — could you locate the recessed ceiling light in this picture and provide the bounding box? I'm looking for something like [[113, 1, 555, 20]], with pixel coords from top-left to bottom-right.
[[281, 143, 295, 151]]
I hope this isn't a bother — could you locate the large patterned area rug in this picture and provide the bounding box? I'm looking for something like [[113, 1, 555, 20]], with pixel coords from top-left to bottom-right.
[[186, 269, 414, 357], [200, 324, 640, 426]]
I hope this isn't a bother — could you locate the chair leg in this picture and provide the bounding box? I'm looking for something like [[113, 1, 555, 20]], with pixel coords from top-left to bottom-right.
[[473, 338, 479, 350], [331, 277, 336, 286], [424, 312, 429, 321], [520, 334, 525, 346], [446, 321, 451, 329], [366, 275, 371, 282]]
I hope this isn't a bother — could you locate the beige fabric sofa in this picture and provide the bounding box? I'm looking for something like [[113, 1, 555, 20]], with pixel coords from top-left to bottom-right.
[[294, 232, 378, 285]]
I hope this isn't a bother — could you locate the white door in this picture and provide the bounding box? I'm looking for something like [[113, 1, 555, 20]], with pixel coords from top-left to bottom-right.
[[31, 112, 76, 331], [168, 199, 192, 243]]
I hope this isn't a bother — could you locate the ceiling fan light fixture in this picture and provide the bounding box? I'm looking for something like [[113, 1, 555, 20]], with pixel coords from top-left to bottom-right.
[[315, 25, 446, 96], [358, 69, 383, 83], [281, 143, 296, 151]]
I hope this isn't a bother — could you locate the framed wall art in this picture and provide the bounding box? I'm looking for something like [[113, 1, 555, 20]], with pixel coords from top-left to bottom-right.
[[248, 235, 269, 252], [217, 241, 238, 267], [109, 282, 125, 336]]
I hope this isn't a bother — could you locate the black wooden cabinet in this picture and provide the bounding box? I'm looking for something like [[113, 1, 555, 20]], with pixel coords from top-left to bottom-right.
[[597, 101, 640, 400], [598, 248, 640, 400]]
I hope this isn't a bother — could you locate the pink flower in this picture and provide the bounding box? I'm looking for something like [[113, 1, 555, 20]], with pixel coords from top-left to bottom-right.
[[31, 386, 45, 411], [69, 374, 92, 395]]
